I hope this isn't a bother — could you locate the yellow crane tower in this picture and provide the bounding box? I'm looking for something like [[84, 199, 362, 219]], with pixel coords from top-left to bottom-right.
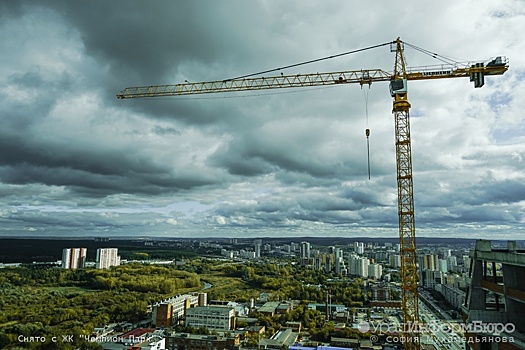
[[117, 38, 508, 349]]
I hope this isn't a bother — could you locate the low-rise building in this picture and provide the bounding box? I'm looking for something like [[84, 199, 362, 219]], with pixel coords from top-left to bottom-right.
[[307, 303, 346, 314], [165, 332, 240, 350], [152, 293, 207, 327], [333, 311, 352, 324], [284, 321, 302, 332], [276, 302, 292, 314], [259, 328, 298, 349], [246, 325, 265, 336], [119, 328, 155, 346], [185, 306, 235, 331], [127, 335, 165, 350], [330, 337, 359, 348], [258, 301, 281, 317]]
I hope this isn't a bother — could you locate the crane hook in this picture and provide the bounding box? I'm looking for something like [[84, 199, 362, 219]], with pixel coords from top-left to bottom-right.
[[366, 128, 371, 180]]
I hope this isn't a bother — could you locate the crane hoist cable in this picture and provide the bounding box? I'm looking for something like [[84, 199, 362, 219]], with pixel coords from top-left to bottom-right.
[[363, 85, 371, 180]]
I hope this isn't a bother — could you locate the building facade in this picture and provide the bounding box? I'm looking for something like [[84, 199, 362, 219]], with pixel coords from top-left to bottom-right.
[[368, 263, 382, 279], [348, 255, 370, 277], [185, 306, 235, 331], [61, 248, 87, 269], [96, 248, 120, 269], [165, 333, 240, 350], [152, 292, 206, 327], [463, 240, 525, 349]]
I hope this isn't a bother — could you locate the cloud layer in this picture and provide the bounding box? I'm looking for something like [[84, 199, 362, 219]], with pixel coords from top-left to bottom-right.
[[1, 1, 524, 239]]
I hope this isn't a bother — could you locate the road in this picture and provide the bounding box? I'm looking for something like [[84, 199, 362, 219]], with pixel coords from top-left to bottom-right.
[[419, 301, 464, 350]]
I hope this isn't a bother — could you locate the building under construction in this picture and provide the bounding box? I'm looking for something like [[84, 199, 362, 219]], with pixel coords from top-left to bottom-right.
[[463, 240, 525, 349]]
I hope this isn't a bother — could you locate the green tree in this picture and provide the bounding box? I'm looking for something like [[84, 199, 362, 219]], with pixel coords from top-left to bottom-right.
[[0, 331, 10, 349]]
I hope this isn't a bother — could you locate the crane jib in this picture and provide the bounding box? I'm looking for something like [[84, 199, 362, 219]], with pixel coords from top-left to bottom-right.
[[116, 59, 507, 99]]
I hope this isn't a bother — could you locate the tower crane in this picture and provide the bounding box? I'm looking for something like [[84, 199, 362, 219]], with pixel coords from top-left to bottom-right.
[[117, 38, 508, 349]]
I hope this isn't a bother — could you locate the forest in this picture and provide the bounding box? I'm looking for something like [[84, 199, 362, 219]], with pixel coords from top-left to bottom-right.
[[0, 263, 201, 349], [0, 258, 377, 349]]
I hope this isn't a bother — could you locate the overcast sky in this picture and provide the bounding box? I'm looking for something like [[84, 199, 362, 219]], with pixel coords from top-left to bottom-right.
[[0, 1, 524, 240]]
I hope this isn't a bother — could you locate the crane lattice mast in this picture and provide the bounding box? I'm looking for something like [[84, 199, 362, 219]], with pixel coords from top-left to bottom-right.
[[390, 37, 419, 350]]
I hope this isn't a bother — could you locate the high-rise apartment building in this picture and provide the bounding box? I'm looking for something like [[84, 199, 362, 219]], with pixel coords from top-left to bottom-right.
[[438, 258, 448, 273], [96, 248, 120, 269], [300, 242, 311, 259], [254, 242, 261, 258], [389, 254, 401, 268], [368, 263, 382, 279], [61, 248, 87, 269], [300, 242, 313, 267], [348, 254, 370, 277], [335, 256, 347, 275], [447, 255, 458, 271], [354, 242, 364, 255], [357, 257, 370, 277], [419, 254, 438, 271]]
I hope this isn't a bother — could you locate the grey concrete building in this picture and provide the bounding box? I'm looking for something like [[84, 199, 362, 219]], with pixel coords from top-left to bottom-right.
[[463, 240, 525, 350]]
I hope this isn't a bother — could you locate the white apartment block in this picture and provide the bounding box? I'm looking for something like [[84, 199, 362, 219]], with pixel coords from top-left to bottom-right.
[[300, 242, 311, 259], [447, 255, 458, 271], [357, 257, 369, 277], [335, 256, 347, 275], [239, 250, 256, 259], [389, 254, 401, 268], [96, 248, 120, 269], [348, 255, 370, 277], [354, 242, 364, 255], [368, 263, 383, 280], [438, 258, 448, 273]]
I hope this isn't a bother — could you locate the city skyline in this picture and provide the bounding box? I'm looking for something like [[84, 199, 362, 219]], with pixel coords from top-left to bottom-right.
[[0, 1, 524, 240]]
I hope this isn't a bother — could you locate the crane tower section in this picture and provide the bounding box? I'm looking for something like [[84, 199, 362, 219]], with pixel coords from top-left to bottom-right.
[[390, 38, 419, 350]]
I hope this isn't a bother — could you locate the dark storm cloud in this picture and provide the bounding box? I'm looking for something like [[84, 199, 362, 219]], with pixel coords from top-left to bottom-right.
[[43, 0, 297, 101], [0, 1, 231, 197], [3, 73, 70, 130], [0, 128, 219, 195], [0, 1, 382, 198], [1, 0, 264, 124]]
